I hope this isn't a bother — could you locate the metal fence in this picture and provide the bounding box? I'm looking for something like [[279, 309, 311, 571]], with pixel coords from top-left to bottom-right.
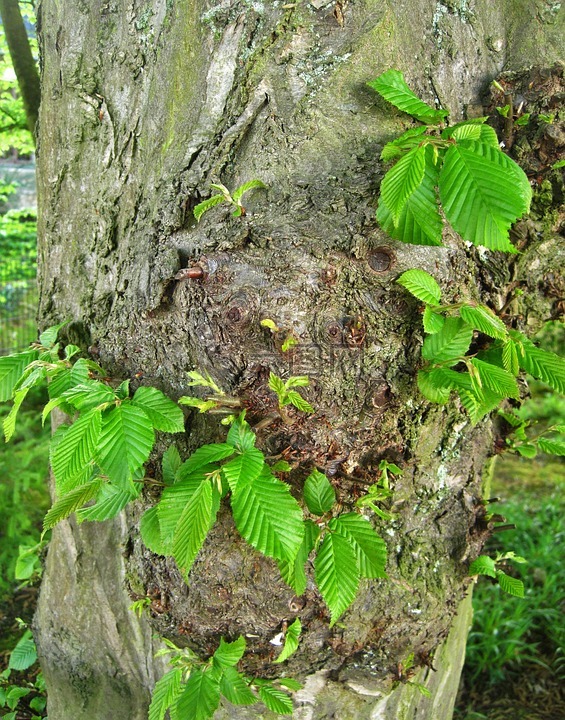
[[0, 257, 37, 356]]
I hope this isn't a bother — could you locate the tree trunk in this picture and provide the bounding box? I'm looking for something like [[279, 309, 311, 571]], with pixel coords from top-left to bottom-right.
[[34, 1, 564, 718]]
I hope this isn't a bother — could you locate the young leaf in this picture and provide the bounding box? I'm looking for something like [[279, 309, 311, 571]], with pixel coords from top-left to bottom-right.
[[496, 570, 524, 598], [441, 119, 499, 148], [397, 269, 441, 306], [194, 194, 225, 222], [179, 443, 235, 476], [537, 438, 565, 456], [469, 555, 497, 579], [132, 386, 185, 433], [38, 322, 67, 347], [226, 415, 256, 451], [173, 481, 214, 578], [212, 636, 246, 670], [231, 470, 304, 563], [96, 404, 155, 486], [284, 391, 314, 414], [460, 305, 508, 340], [8, 631, 37, 671], [258, 685, 293, 716], [459, 386, 503, 425], [3, 386, 30, 441], [176, 669, 221, 720], [0, 350, 36, 402], [277, 520, 320, 595], [502, 339, 520, 376], [219, 667, 256, 706], [268, 372, 286, 399], [380, 145, 426, 224], [77, 482, 139, 522], [178, 396, 219, 413], [303, 469, 336, 516], [43, 479, 104, 530], [314, 531, 359, 626], [149, 668, 183, 720], [140, 507, 168, 555], [162, 445, 182, 485], [274, 618, 302, 664], [469, 358, 519, 399], [417, 368, 452, 404], [422, 317, 474, 364], [330, 513, 387, 578], [232, 179, 267, 203], [157, 471, 211, 550], [48, 358, 90, 399], [222, 448, 265, 493], [380, 126, 428, 162], [516, 444, 537, 458], [511, 332, 565, 394], [368, 69, 448, 124], [61, 381, 117, 411], [285, 376, 310, 389], [51, 410, 102, 493], [278, 678, 303, 691]]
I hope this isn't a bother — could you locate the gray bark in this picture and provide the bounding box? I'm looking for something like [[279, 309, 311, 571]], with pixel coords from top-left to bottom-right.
[[34, 1, 563, 718]]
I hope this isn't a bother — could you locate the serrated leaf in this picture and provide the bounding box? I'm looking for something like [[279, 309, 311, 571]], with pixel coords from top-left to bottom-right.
[[417, 368, 452, 404], [469, 555, 497, 578], [3, 386, 30, 441], [232, 179, 267, 202], [194, 194, 225, 221], [516, 444, 537, 458], [178, 396, 219, 413], [48, 358, 90, 399], [268, 372, 286, 398], [39, 322, 67, 347], [423, 305, 445, 334], [173, 480, 214, 578], [77, 482, 139, 522], [377, 146, 443, 246], [61, 381, 117, 411], [303, 469, 336, 516], [43, 479, 104, 530], [537, 438, 565, 456], [258, 685, 293, 715], [277, 678, 302, 692], [274, 618, 301, 664], [439, 141, 531, 251], [496, 571, 524, 598], [180, 443, 234, 476], [368, 69, 448, 124], [380, 145, 426, 224], [380, 126, 428, 161], [502, 339, 520, 376], [176, 669, 221, 720], [510, 331, 565, 394], [314, 531, 359, 626], [285, 376, 310, 389], [51, 410, 102, 492], [422, 317, 473, 364], [132, 386, 185, 433], [157, 471, 210, 550], [277, 520, 320, 595], [226, 415, 256, 450], [470, 358, 519, 399], [149, 669, 183, 720], [8, 631, 37, 671], [459, 386, 502, 425], [284, 390, 314, 413], [140, 507, 168, 555], [222, 448, 265, 493], [231, 470, 304, 563], [460, 305, 508, 340], [330, 513, 387, 578], [96, 404, 154, 486], [397, 269, 442, 305], [271, 460, 292, 473], [0, 351, 36, 402], [212, 636, 246, 670], [219, 667, 256, 706], [162, 445, 182, 485], [442, 119, 499, 148]]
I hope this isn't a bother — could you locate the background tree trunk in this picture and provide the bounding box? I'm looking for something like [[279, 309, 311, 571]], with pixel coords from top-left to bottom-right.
[[34, 1, 563, 718]]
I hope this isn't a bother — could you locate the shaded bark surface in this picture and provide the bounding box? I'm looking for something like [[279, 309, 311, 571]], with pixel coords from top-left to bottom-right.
[[34, 1, 563, 718]]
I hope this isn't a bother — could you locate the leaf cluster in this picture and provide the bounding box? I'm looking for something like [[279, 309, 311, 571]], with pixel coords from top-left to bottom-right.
[[194, 180, 267, 221], [268, 372, 314, 414], [370, 69, 532, 252], [469, 552, 526, 598], [1, 631, 46, 720]]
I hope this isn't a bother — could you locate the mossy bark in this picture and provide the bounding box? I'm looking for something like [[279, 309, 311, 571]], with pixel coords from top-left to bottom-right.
[[34, 1, 563, 718]]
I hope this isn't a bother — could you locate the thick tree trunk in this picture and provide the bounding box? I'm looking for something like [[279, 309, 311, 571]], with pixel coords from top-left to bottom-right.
[[34, 1, 563, 718]]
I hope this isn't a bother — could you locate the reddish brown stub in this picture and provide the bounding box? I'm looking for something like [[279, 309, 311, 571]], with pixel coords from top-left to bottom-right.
[[175, 266, 204, 280]]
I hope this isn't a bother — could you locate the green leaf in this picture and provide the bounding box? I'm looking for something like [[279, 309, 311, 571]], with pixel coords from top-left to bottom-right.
[[417, 368, 452, 404], [140, 507, 168, 555], [422, 317, 473, 364], [194, 193, 225, 221], [330, 513, 387, 578], [511, 332, 565, 394], [368, 69, 448, 124], [43, 479, 104, 530], [459, 386, 502, 425], [277, 678, 303, 692], [380, 126, 428, 161], [516, 443, 537, 458], [274, 618, 301, 664], [284, 391, 314, 414], [502, 339, 520, 376], [222, 448, 265, 493], [439, 141, 531, 251], [232, 179, 267, 202], [442, 119, 499, 148], [397, 269, 442, 306], [469, 555, 497, 578], [3, 386, 30, 441], [219, 667, 256, 706], [423, 305, 445, 334], [39, 322, 67, 347], [470, 358, 519, 399], [132, 386, 185, 433], [380, 145, 426, 224], [231, 469, 304, 563], [496, 570, 524, 598], [9, 632, 37, 671], [51, 410, 102, 493], [537, 438, 565, 456], [377, 146, 443, 247], [277, 520, 320, 595], [96, 404, 154, 486], [178, 396, 219, 413], [271, 460, 292, 473], [157, 472, 210, 551], [226, 414, 256, 450], [314, 531, 359, 626], [268, 372, 286, 399], [285, 376, 310, 389], [149, 668, 183, 720], [303, 469, 336, 516], [162, 445, 182, 485], [48, 358, 90, 399], [0, 350, 36, 402], [173, 481, 214, 578], [77, 482, 139, 522], [258, 685, 293, 715], [176, 669, 221, 720], [61, 380, 117, 411], [212, 636, 246, 670], [179, 443, 234, 476], [460, 305, 507, 340]]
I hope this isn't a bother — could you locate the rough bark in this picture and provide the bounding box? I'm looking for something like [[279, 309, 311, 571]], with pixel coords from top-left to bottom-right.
[[34, 1, 563, 719]]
